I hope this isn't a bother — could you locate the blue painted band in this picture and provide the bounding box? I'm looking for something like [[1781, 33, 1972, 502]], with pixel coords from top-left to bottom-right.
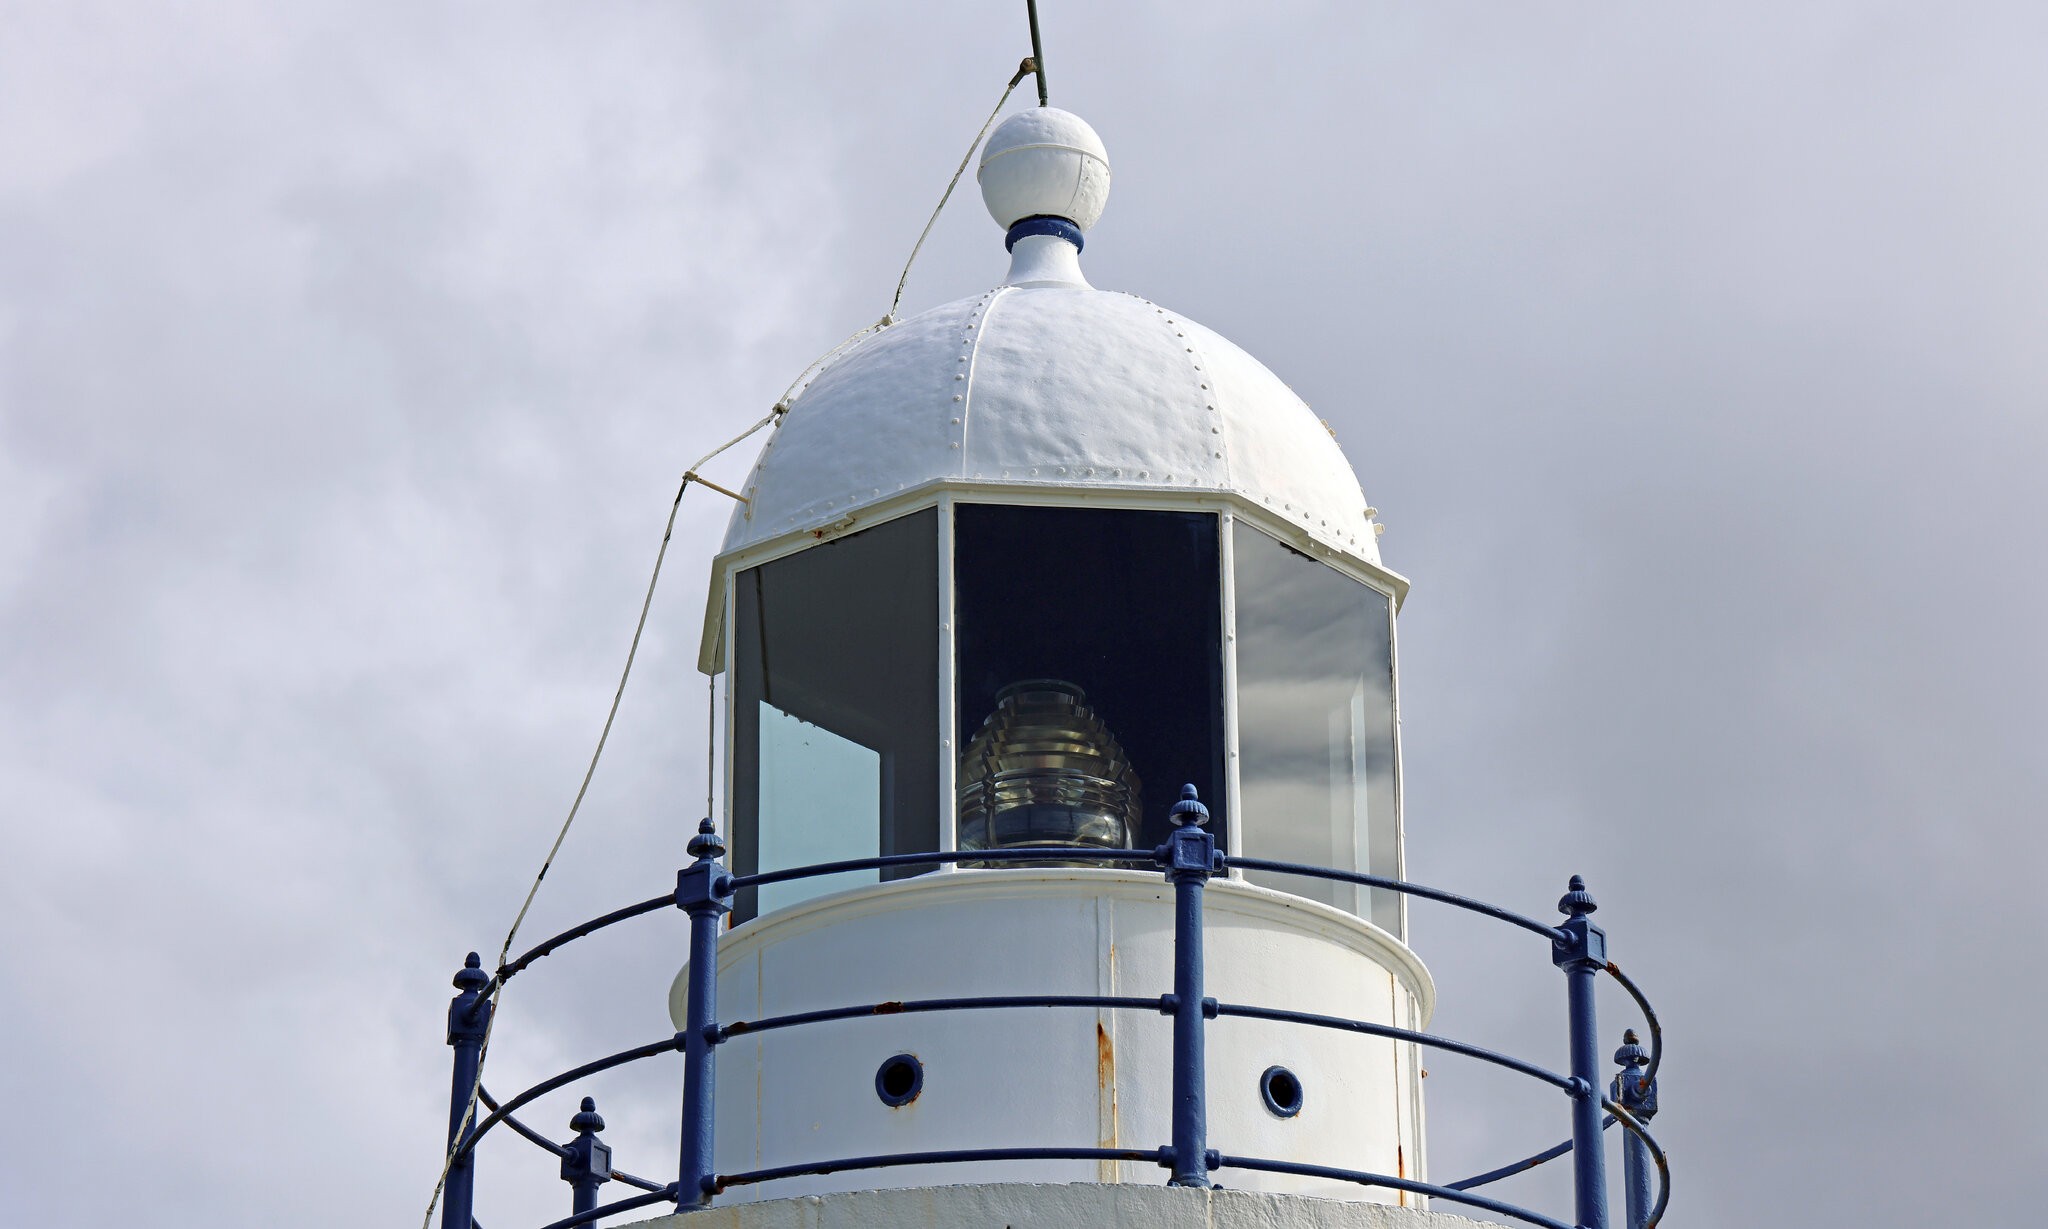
[[1005, 215, 1084, 252]]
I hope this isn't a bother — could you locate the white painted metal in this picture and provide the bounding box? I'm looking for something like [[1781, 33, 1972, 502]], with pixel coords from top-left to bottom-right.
[[670, 872, 1432, 1205], [976, 108, 1112, 231], [1218, 511, 1243, 862], [714, 284, 1383, 570], [695, 484, 1401, 675], [935, 490, 957, 860], [1002, 232, 1090, 288], [622, 1182, 1489, 1229]]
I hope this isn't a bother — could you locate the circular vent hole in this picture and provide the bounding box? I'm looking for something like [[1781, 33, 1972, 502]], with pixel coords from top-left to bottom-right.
[[1261, 1065, 1304, 1119], [875, 1053, 924, 1107]]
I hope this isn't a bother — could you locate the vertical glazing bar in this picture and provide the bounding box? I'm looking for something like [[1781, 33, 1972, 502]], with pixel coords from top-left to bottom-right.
[[1217, 514, 1243, 862], [936, 491, 959, 865], [1612, 1031, 1658, 1229], [1163, 784, 1216, 1188], [676, 820, 733, 1208], [443, 953, 492, 1229], [1552, 876, 1610, 1229]]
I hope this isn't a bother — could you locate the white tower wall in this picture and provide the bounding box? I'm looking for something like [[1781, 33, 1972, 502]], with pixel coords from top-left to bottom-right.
[[670, 871, 1432, 1203], [625, 1183, 1488, 1229]]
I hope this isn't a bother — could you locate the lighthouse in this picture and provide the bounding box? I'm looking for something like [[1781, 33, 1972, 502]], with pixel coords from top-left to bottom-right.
[[435, 101, 1666, 1229]]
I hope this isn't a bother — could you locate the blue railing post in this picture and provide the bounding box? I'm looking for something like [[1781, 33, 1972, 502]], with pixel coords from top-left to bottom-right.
[[560, 1096, 614, 1221], [1612, 1030, 1658, 1229], [676, 818, 733, 1209], [1552, 876, 1610, 1229], [443, 952, 492, 1229], [1162, 784, 1219, 1188]]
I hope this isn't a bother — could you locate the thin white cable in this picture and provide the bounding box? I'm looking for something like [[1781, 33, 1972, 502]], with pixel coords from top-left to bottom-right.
[[888, 60, 1033, 324], [422, 57, 1040, 1229], [419, 416, 773, 1229]]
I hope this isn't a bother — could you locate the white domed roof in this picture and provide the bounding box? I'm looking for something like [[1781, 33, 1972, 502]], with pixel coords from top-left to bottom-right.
[[718, 107, 1383, 570], [721, 279, 1382, 566]]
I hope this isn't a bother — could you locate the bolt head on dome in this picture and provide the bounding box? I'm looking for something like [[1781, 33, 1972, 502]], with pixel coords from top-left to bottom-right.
[[977, 107, 1111, 231]]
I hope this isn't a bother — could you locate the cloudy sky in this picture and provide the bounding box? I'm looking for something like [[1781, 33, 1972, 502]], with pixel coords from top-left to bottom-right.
[[3, 3, 2043, 1225]]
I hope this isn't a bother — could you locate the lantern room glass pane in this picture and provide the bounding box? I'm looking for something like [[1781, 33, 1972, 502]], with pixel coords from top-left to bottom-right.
[[1234, 522, 1401, 936], [731, 509, 939, 924], [955, 504, 1226, 852]]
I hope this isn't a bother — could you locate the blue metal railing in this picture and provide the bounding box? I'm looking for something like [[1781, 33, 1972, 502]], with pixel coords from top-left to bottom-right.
[[438, 787, 1668, 1229]]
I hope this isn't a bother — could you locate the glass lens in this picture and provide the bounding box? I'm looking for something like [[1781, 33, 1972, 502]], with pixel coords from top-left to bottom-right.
[[955, 504, 1225, 852], [958, 679, 1140, 856]]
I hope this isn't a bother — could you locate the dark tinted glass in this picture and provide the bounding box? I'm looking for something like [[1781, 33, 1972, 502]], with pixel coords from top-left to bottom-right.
[[731, 509, 939, 923], [1234, 522, 1401, 935], [955, 504, 1225, 850]]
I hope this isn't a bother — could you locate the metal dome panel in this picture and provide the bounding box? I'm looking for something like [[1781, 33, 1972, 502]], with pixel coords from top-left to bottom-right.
[[720, 280, 1380, 568]]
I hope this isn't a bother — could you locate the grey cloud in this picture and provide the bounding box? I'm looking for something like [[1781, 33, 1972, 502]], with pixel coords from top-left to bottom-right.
[[3, 3, 2040, 1225]]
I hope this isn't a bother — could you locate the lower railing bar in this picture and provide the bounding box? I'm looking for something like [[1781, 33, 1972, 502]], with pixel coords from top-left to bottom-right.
[[530, 1183, 677, 1229], [726, 846, 1160, 891], [716, 994, 1162, 1042], [1602, 1098, 1670, 1229], [605, 1169, 668, 1196], [1211, 1003, 1576, 1093], [475, 1086, 667, 1196], [496, 893, 675, 989], [1603, 961, 1663, 1090], [713, 1146, 1164, 1193], [477, 1085, 567, 1158], [1225, 856, 1565, 942], [1211, 1156, 1574, 1229], [1443, 1115, 1615, 1191], [455, 1035, 684, 1163]]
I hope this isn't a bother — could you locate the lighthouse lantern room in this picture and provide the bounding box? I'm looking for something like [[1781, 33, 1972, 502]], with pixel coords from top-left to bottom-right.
[[429, 85, 1670, 1229], [678, 107, 1425, 1200]]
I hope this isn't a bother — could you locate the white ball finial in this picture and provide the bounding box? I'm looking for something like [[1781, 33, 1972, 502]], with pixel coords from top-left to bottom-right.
[[977, 108, 1110, 232]]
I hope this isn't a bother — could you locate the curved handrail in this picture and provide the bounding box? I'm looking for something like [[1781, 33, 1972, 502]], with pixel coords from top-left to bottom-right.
[[1604, 959, 1663, 1089], [1603, 1097, 1670, 1229], [1210, 1002, 1575, 1093], [724, 844, 1160, 891], [531, 1184, 677, 1229], [1224, 855, 1566, 942], [477, 1084, 567, 1158], [717, 994, 1162, 1042], [455, 1034, 683, 1163], [1211, 1155, 1575, 1229], [476, 1084, 669, 1195], [713, 1146, 1167, 1194], [494, 892, 675, 990], [443, 840, 1667, 1229]]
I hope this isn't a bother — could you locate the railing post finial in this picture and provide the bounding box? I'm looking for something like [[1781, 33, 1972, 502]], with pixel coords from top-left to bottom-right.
[[677, 817, 734, 1209], [1162, 783, 1217, 1189], [442, 952, 493, 1229], [561, 1095, 614, 1221], [1612, 1030, 1659, 1229], [1552, 876, 1611, 1229]]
